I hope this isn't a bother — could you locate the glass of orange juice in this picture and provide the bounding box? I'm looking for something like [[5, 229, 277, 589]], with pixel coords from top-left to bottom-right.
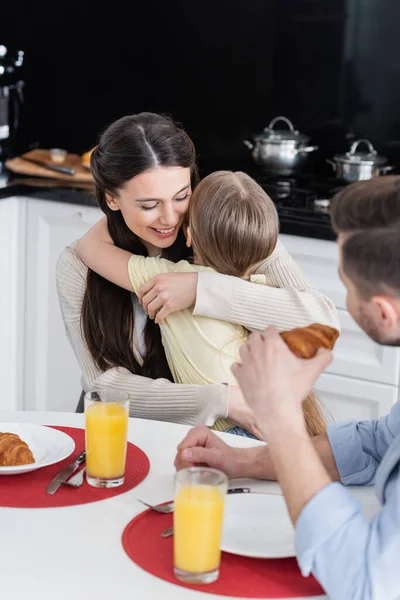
[[174, 467, 228, 584], [84, 390, 129, 488]]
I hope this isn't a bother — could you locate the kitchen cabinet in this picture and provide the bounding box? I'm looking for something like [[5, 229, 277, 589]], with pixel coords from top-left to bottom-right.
[[1, 197, 399, 422], [1, 196, 102, 412]]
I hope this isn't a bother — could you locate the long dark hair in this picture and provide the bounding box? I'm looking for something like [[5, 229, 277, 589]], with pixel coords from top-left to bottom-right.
[[81, 112, 198, 379]]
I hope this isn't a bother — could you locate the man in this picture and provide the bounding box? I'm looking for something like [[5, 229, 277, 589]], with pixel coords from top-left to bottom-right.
[[175, 176, 400, 600]]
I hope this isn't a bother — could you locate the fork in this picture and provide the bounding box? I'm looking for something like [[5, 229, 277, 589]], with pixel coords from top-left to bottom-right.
[[63, 467, 86, 488], [136, 499, 174, 513]]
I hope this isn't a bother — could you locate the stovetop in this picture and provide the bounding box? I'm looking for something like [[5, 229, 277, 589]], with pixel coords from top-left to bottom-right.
[[245, 168, 345, 241], [200, 160, 344, 241]]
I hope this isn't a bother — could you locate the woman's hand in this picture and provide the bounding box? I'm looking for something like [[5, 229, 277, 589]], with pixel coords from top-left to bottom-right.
[[138, 272, 198, 323], [174, 425, 249, 478], [227, 386, 264, 440], [232, 326, 332, 439]]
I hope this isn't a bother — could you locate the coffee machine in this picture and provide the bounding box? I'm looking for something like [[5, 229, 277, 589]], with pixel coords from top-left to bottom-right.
[[0, 45, 25, 167]]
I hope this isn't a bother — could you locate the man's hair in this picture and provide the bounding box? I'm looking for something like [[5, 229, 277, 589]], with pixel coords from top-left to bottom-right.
[[330, 176, 400, 299]]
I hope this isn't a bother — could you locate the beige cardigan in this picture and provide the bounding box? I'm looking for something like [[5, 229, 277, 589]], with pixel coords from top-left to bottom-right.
[[56, 240, 339, 425]]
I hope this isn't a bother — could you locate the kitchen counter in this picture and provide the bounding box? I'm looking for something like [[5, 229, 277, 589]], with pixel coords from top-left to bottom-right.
[[0, 167, 336, 240]]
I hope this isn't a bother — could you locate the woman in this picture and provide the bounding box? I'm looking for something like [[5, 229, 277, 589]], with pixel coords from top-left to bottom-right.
[[56, 112, 338, 435]]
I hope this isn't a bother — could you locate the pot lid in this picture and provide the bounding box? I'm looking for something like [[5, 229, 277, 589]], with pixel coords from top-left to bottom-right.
[[334, 139, 387, 166], [255, 116, 309, 144]]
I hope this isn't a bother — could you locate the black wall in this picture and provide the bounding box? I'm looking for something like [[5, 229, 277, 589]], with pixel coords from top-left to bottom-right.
[[3, 0, 400, 171]]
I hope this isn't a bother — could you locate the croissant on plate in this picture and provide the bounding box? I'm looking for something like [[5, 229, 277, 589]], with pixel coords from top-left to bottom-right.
[[0, 432, 35, 466], [279, 323, 340, 437]]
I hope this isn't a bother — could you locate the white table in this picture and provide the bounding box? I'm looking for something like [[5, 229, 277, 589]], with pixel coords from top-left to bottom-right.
[[0, 412, 380, 600]]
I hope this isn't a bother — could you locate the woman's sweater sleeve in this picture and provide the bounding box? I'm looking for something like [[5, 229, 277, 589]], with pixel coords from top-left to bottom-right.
[[194, 240, 339, 332], [55, 244, 229, 426]]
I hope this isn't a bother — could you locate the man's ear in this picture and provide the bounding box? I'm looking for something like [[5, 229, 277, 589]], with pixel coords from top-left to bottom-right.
[[371, 295, 400, 331], [105, 193, 120, 212]]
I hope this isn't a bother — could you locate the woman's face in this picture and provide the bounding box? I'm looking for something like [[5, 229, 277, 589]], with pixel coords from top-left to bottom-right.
[[106, 166, 192, 256]]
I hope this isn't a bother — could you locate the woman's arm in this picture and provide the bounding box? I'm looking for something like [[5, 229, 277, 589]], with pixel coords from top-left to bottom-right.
[[75, 217, 133, 291], [55, 243, 229, 425], [194, 241, 339, 331], [139, 241, 339, 330]]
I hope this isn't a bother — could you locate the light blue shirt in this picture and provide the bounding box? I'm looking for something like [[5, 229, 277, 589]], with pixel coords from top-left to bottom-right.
[[295, 401, 400, 600]]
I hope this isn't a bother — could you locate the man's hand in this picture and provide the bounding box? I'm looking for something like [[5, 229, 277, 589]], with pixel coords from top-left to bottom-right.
[[232, 326, 332, 439], [174, 426, 253, 479], [138, 272, 198, 322]]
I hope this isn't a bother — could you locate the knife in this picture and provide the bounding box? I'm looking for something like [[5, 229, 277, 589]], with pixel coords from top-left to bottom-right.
[[21, 156, 76, 176], [46, 450, 86, 494]]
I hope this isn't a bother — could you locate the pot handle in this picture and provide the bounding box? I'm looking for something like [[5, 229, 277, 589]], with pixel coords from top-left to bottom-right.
[[243, 140, 254, 150], [299, 145, 319, 154], [326, 158, 337, 171], [265, 116, 296, 132], [349, 138, 376, 155]]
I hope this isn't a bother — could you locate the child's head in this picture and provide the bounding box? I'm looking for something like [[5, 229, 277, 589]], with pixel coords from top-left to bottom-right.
[[188, 171, 279, 278]]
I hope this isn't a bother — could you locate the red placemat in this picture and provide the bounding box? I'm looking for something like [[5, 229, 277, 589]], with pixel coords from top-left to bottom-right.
[[122, 507, 324, 598], [0, 426, 150, 509]]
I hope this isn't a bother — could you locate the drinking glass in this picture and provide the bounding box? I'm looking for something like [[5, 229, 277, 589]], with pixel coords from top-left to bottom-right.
[[84, 390, 129, 488], [173, 467, 228, 584]]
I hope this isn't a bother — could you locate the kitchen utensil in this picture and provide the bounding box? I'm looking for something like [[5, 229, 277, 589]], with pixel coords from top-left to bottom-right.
[[21, 155, 75, 176], [161, 526, 174, 538], [0, 423, 75, 476], [141, 488, 250, 515], [46, 450, 86, 494], [243, 116, 318, 176], [50, 148, 67, 163], [221, 493, 295, 558], [62, 467, 86, 488], [5, 149, 94, 183], [137, 499, 175, 514], [327, 138, 394, 183]]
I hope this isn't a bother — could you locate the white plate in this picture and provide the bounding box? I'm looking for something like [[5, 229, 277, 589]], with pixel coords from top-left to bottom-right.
[[221, 493, 295, 559], [0, 423, 75, 475]]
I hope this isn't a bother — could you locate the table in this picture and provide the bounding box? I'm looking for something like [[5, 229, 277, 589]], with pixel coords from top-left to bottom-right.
[[0, 412, 380, 600]]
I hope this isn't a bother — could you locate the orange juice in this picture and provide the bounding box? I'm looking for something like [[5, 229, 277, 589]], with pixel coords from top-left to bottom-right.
[[174, 484, 225, 574], [85, 402, 128, 479]]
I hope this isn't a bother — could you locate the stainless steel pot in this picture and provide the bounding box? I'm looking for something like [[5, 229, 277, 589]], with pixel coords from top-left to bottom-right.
[[327, 138, 394, 183], [244, 116, 318, 176]]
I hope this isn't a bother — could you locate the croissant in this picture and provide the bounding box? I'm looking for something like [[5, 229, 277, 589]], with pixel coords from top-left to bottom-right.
[[0, 432, 35, 466], [279, 323, 340, 437]]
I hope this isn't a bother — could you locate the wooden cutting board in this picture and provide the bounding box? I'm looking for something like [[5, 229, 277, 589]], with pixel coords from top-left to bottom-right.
[[5, 149, 94, 183]]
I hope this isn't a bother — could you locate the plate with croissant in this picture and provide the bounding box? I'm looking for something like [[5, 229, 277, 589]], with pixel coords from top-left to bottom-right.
[[0, 423, 75, 475]]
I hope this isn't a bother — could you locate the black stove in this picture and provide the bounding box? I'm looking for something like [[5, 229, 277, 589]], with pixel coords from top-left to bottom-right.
[[200, 159, 344, 241], [245, 168, 345, 241]]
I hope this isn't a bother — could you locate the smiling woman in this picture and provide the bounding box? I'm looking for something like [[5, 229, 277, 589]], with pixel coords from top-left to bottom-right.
[[56, 112, 339, 433], [106, 166, 192, 255]]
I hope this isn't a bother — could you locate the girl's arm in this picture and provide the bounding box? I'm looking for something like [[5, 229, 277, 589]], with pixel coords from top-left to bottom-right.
[[76, 217, 133, 291], [76, 217, 182, 294]]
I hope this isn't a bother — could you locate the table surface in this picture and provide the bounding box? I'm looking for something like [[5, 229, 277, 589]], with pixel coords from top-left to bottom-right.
[[0, 411, 380, 600]]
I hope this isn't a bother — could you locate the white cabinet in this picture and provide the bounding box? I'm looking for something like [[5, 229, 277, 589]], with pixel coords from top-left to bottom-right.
[[0, 198, 26, 411], [280, 232, 399, 423], [24, 199, 103, 412], [315, 373, 397, 423], [0, 196, 102, 412]]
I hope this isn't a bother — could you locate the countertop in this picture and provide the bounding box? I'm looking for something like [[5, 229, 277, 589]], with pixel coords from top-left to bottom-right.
[[0, 167, 336, 241]]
